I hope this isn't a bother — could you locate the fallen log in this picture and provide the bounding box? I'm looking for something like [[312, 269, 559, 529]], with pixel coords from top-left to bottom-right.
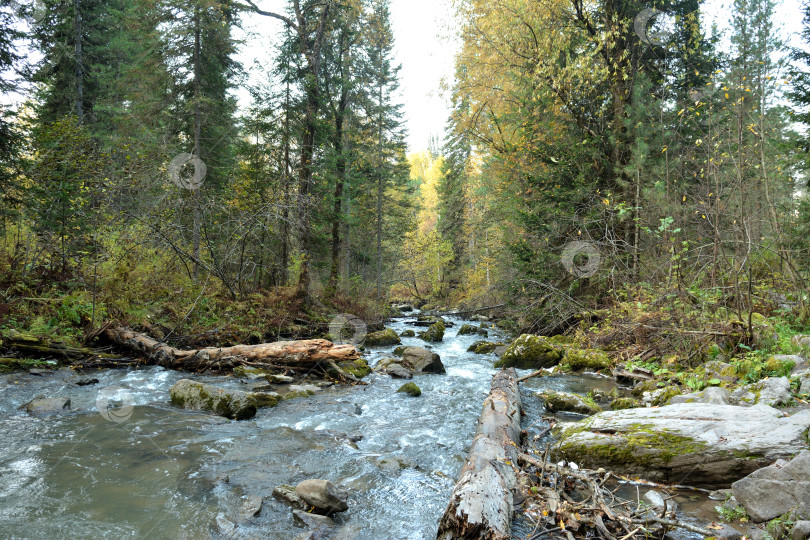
[[2, 330, 120, 362], [104, 327, 360, 374], [437, 368, 522, 540]]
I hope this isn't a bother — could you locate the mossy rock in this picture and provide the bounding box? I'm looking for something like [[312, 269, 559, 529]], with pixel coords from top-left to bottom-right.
[[327, 359, 372, 379], [651, 386, 682, 406], [170, 379, 257, 420], [233, 365, 269, 379], [467, 341, 503, 354], [364, 328, 401, 346], [562, 349, 611, 371], [610, 397, 640, 410], [540, 391, 601, 415], [250, 392, 280, 408], [399, 330, 416, 338], [457, 324, 487, 337], [419, 321, 445, 343], [396, 382, 421, 397], [631, 380, 660, 398], [494, 334, 564, 369], [393, 346, 406, 357]]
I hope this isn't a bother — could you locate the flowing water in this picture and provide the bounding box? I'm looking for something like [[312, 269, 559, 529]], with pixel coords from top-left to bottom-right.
[[0, 315, 704, 539]]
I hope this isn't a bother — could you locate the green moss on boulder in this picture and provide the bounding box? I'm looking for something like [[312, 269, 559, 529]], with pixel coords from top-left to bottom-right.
[[170, 379, 257, 420], [540, 391, 601, 415], [467, 341, 504, 354], [364, 328, 401, 346], [397, 382, 421, 397], [399, 330, 415, 337], [494, 334, 564, 369], [563, 349, 612, 371], [610, 397, 640, 410], [419, 321, 445, 343]]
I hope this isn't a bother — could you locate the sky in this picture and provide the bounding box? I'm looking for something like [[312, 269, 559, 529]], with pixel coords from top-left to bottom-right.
[[2, 0, 805, 154], [234, 0, 459, 153]]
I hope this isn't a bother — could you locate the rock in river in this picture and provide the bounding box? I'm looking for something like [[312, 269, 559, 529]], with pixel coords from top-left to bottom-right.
[[731, 450, 810, 522], [170, 379, 257, 420], [401, 346, 445, 374], [494, 334, 564, 369], [294, 479, 349, 514], [364, 328, 401, 346], [22, 397, 71, 415], [419, 321, 445, 343], [554, 403, 810, 487], [539, 391, 601, 415]]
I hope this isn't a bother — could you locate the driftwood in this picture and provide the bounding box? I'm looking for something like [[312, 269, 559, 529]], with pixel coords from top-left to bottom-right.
[[104, 327, 360, 373], [437, 368, 522, 540]]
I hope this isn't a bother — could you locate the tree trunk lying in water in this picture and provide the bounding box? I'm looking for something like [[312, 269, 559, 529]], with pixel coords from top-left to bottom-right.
[[437, 368, 522, 540], [104, 327, 360, 373]]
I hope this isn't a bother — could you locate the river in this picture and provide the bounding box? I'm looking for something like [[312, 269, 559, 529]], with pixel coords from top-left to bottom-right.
[[0, 314, 708, 539]]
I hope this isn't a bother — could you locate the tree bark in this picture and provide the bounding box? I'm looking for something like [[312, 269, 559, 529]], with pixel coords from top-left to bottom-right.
[[104, 327, 359, 373], [437, 368, 521, 540]]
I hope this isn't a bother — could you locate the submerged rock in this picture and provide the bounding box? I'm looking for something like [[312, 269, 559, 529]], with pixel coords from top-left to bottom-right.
[[292, 509, 335, 531], [494, 334, 564, 369], [272, 484, 307, 509], [731, 450, 810, 522], [539, 391, 600, 415], [555, 403, 810, 486], [364, 328, 401, 346], [294, 479, 349, 514], [419, 321, 445, 343], [23, 397, 71, 415], [169, 379, 257, 420], [397, 382, 421, 397]]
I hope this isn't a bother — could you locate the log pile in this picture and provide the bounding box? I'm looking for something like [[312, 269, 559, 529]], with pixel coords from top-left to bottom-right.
[[103, 326, 360, 374], [437, 368, 522, 540]]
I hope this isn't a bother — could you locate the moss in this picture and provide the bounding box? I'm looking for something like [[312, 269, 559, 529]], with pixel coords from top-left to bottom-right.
[[396, 382, 421, 397], [0, 357, 53, 372], [631, 380, 659, 398], [342, 359, 372, 378], [393, 346, 405, 357], [250, 392, 279, 408], [399, 330, 415, 337], [651, 386, 682, 406], [494, 334, 564, 369], [610, 397, 640, 410], [233, 365, 268, 378], [419, 321, 445, 342], [559, 422, 707, 467], [467, 341, 503, 354], [562, 349, 612, 371], [541, 391, 601, 415], [283, 389, 314, 400], [364, 328, 401, 346]]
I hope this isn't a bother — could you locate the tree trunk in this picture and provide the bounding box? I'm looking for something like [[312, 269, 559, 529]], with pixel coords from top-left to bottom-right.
[[104, 327, 359, 373], [74, 0, 83, 122], [437, 368, 521, 540]]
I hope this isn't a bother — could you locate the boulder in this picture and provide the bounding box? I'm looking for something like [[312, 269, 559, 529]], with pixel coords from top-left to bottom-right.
[[396, 382, 421, 397], [610, 397, 640, 410], [731, 450, 810, 522], [799, 371, 810, 395], [792, 521, 810, 540], [701, 360, 739, 383], [670, 386, 730, 405], [467, 341, 502, 354], [267, 374, 294, 384], [792, 335, 810, 348], [747, 377, 793, 407], [250, 392, 280, 408], [419, 321, 445, 342], [23, 397, 71, 415], [399, 330, 415, 338], [272, 484, 307, 509], [292, 509, 335, 530], [562, 349, 611, 371], [374, 358, 413, 379], [771, 355, 806, 375], [284, 383, 321, 400], [326, 359, 372, 379], [555, 403, 810, 487], [364, 328, 401, 346], [294, 479, 349, 514], [233, 365, 269, 380], [540, 391, 601, 415], [169, 379, 257, 420], [457, 324, 486, 337], [401, 346, 445, 374], [730, 386, 757, 406], [494, 334, 564, 369]]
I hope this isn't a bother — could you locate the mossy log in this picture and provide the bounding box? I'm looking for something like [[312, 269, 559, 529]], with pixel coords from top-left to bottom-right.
[[437, 368, 521, 540], [2, 330, 117, 362], [104, 327, 360, 374]]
